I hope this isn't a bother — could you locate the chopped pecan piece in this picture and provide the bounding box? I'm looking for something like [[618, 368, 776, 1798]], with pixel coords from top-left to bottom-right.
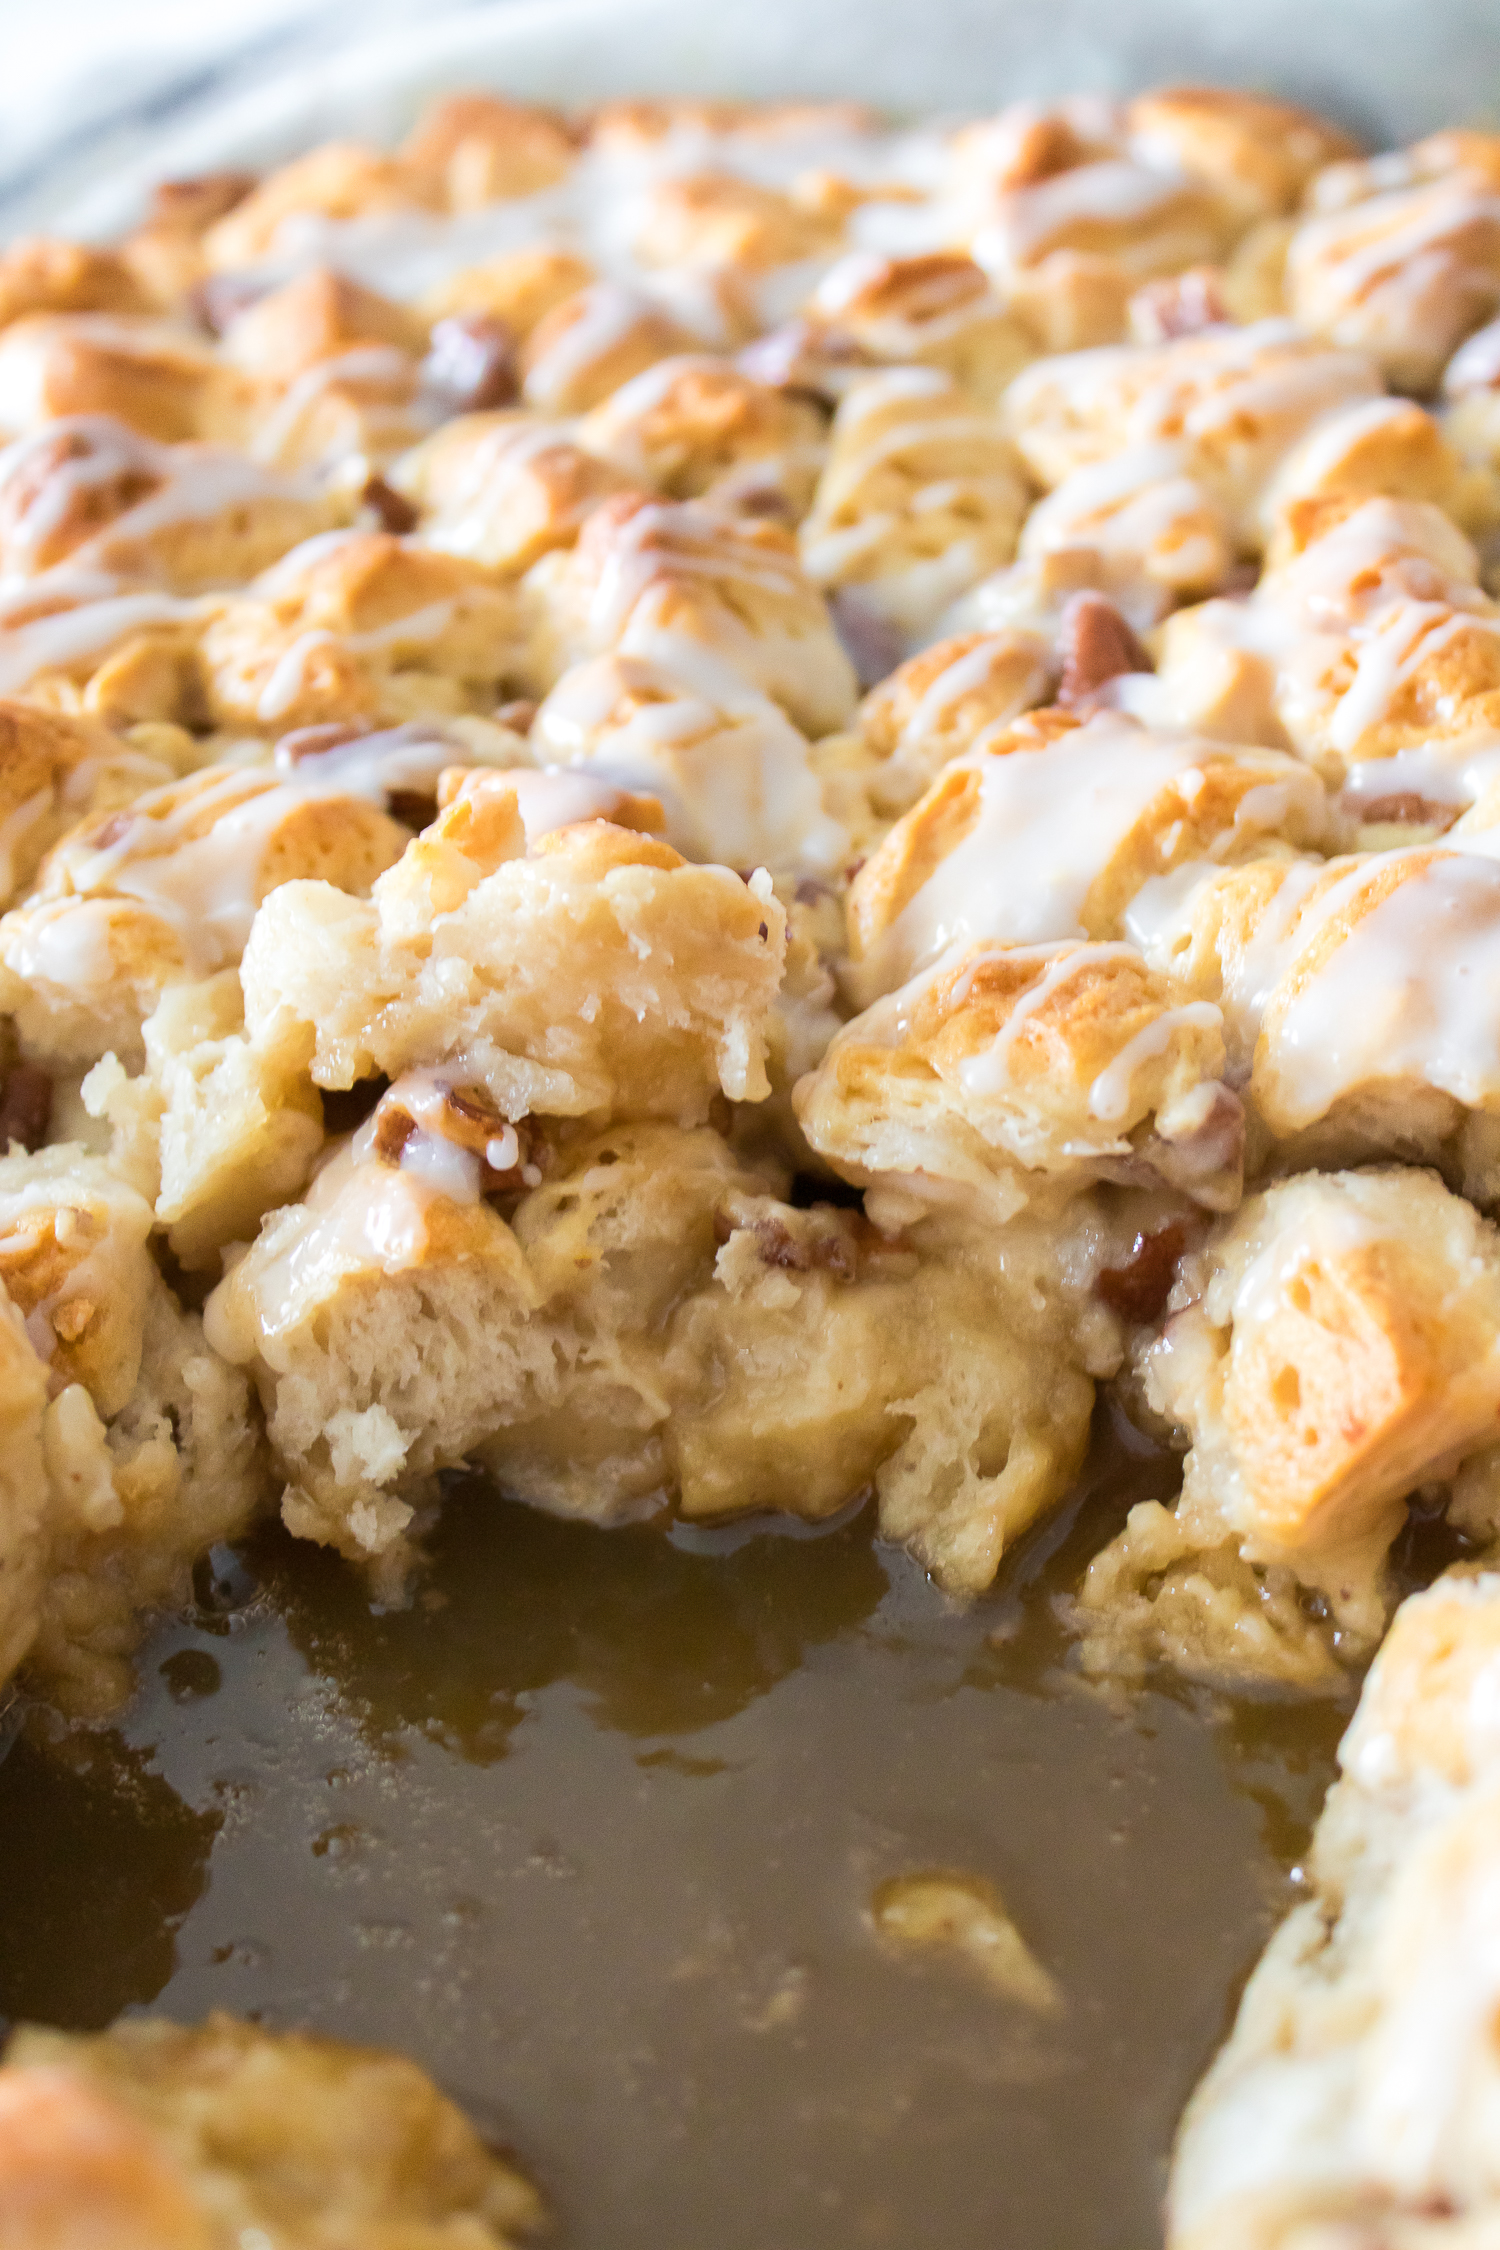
[[1056, 592, 1153, 707], [1095, 1222, 1188, 1325], [421, 314, 519, 415], [0, 1061, 51, 1153]]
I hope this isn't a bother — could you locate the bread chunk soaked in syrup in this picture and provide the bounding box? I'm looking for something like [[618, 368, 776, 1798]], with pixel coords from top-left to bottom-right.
[[1170, 1571, 1500, 2245], [1080, 1170, 1500, 1689], [0, 2011, 539, 2250]]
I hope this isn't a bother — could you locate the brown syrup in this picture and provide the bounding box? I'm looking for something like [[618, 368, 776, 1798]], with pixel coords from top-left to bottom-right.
[[0, 1409, 1353, 2249]]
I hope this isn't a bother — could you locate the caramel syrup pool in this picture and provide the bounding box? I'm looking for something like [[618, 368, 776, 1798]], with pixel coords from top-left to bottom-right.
[[0, 1410, 1352, 2249]]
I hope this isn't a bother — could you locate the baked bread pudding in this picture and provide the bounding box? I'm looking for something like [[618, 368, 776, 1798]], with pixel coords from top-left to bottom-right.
[[10, 71, 1500, 2244]]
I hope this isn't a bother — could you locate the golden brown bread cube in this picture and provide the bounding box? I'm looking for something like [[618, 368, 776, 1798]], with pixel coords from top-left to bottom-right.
[[0, 2012, 539, 2250], [0, 1144, 263, 1715], [577, 353, 826, 516], [201, 141, 439, 271], [1168, 1571, 1500, 2246], [1081, 1170, 1500, 1691], [799, 250, 1035, 403], [237, 786, 788, 1124], [400, 89, 576, 208], [390, 409, 632, 575], [0, 414, 349, 590], [523, 491, 858, 734], [842, 710, 1330, 1004], [0, 313, 251, 445], [201, 530, 527, 732], [796, 936, 1239, 1217], [1125, 86, 1361, 221], [798, 366, 1029, 640]]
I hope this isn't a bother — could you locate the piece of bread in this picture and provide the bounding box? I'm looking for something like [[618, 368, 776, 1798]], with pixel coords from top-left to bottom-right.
[[201, 531, 527, 732], [798, 367, 1029, 641], [0, 413, 349, 589], [0, 1144, 263, 1714], [796, 936, 1240, 1216], [530, 650, 846, 870], [238, 784, 787, 1122], [523, 491, 857, 734], [1168, 1570, 1500, 2246], [842, 709, 1331, 1003], [1080, 1169, 1500, 1689], [389, 409, 632, 575], [1127, 844, 1500, 1188], [578, 353, 826, 517], [0, 2011, 539, 2249]]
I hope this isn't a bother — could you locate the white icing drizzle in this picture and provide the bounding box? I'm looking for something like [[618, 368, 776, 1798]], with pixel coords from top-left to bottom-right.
[[532, 652, 842, 869], [848, 715, 1310, 1001], [1087, 1001, 1222, 1120], [1256, 849, 1500, 1127]]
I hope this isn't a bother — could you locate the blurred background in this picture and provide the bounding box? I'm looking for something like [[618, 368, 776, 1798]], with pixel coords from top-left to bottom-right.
[[0, 0, 502, 232], [2, 0, 1499, 241]]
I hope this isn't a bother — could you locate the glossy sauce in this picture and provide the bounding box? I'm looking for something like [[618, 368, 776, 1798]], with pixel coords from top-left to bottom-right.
[[0, 1412, 1351, 2250]]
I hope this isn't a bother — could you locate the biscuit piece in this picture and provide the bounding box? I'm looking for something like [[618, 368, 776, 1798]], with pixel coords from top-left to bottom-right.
[[237, 340, 431, 475], [1126, 844, 1500, 1191], [1168, 1571, 1500, 2246], [83, 969, 324, 1271], [0, 1283, 50, 1689], [1145, 496, 1500, 779], [1016, 443, 1237, 596], [519, 284, 698, 417], [218, 267, 426, 385], [400, 89, 576, 207], [523, 492, 858, 734], [206, 1118, 761, 1573], [1080, 1169, 1500, 1688], [1288, 159, 1500, 392], [530, 652, 847, 870], [209, 1115, 1093, 1594], [0, 236, 151, 331], [842, 629, 1057, 817], [796, 938, 1240, 1218], [0, 1145, 263, 1714], [0, 2012, 539, 2249], [239, 786, 787, 1123], [202, 531, 526, 732], [201, 142, 439, 270], [390, 409, 632, 575], [801, 251, 1035, 404], [0, 700, 176, 910], [0, 314, 250, 445], [578, 354, 826, 517], [961, 123, 1246, 352], [798, 367, 1029, 641], [0, 749, 418, 1066], [627, 169, 842, 311], [1004, 320, 1382, 539], [843, 710, 1331, 1005], [662, 1189, 1095, 1589], [0, 414, 348, 589], [1125, 87, 1360, 222]]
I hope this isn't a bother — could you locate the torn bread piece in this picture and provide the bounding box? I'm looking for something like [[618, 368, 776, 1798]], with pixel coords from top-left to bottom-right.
[[1079, 1168, 1500, 1689], [522, 491, 858, 735], [1126, 844, 1500, 1196], [238, 781, 787, 1125], [1169, 1569, 1500, 2247], [0, 2011, 539, 2250], [208, 1113, 1095, 1597], [842, 709, 1332, 1006], [0, 1145, 263, 1715], [796, 938, 1241, 1220]]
